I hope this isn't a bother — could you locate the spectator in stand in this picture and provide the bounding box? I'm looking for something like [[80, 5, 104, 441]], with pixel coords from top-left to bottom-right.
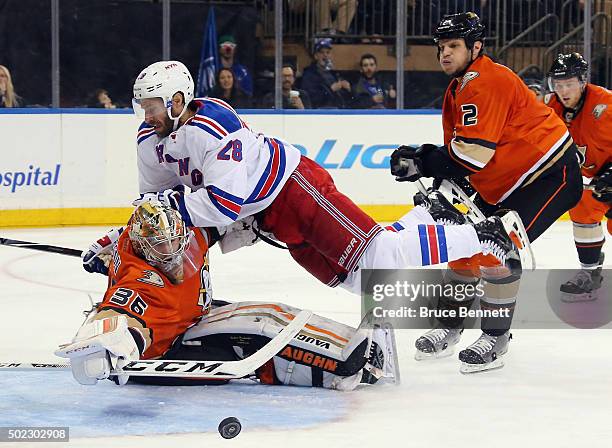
[[261, 64, 312, 109], [301, 38, 353, 109], [522, 77, 545, 102], [209, 68, 252, 109], [319, 0, 358, 36], [352, 54, 396, 109], [88, 88, 117, 109], [218, 35, 253, 97], [288, 0, 357, 36], [0, 65, 23, 107]]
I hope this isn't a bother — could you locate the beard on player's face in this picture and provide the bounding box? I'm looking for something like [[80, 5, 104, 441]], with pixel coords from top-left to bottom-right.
[[438, 39, 480, 78]]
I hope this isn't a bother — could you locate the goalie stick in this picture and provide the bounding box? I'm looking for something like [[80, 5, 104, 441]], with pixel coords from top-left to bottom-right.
[[0, 237, 82, 258], [0, 310, 312, 380]]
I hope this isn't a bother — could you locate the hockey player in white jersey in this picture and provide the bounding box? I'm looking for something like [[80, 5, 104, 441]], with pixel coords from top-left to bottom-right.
[[84, 60, 526, 296]]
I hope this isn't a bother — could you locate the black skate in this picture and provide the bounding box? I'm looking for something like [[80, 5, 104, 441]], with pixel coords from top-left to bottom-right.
[[414, 327, 463, 361], [360, 321, 400, 386], [332, 312, 400, 390], [473, 212, 525, 277], [414, 190, 468, 225], [459, 331, 512, 374], [560, 254, 605, 302]]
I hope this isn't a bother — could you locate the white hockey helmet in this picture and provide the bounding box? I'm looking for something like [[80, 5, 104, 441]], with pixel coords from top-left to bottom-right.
[[132, 61, 195, 125]]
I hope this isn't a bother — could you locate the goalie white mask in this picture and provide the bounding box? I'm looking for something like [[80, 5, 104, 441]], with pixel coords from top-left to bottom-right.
[[132, 61, 195, 131], [129, 201, 190, 284]]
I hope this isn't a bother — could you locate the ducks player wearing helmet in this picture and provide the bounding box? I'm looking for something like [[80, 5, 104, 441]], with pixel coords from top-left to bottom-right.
[[58, 202, 399, 390], [390, 12, 583, 372], [545, 53, 612, 301]]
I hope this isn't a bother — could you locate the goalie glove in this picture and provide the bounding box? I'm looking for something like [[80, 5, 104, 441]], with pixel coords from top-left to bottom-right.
[[390, 144, 437, 182], [132, 185, 186, 207], [132, 186, 193, 225], [592, 163, 612, 203], [55, 315, 141, 386], [156, 188, 184, 211], [82, 227, 124, 275]]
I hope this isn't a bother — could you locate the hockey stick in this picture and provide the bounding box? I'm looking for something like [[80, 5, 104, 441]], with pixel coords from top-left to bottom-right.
[[436, 179, 486, 223], [0, 310, 312, 379], [415, 179, 481, 222], [437, 180, 535, 270], [0, 237, 82, 258]]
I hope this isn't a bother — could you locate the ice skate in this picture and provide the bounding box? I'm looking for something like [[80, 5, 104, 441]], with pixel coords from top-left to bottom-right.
[[473, 212, 526, 276], [414, 327, 463, 360], [560, 267, 603, 304], [459, 331, 512, 374], [413, 190, 468, 225], [331, 313, 400, 390], [352, 311, 400, 386], [560, 254, 604, 302], [361, 321, 400, 385]]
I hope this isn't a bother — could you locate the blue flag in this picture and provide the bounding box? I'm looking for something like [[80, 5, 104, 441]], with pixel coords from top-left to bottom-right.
[[196, 7, 219, 97]]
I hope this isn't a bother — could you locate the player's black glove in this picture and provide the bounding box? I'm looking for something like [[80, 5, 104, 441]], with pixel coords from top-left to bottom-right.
[[390, 144, 437, 182], [592, 163, 612, 203]]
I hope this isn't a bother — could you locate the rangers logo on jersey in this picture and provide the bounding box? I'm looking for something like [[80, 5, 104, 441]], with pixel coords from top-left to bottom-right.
[[592, 104, 607, 119]]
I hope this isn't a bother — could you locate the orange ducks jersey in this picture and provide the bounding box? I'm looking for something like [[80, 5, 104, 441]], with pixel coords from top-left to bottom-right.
[[442, 55, 572, 204], [94, 227, 213, 360], [545, 84, 612, 179]]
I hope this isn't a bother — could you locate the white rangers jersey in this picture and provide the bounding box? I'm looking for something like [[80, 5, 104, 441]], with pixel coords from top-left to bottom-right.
[[136, 98, 302, 227]]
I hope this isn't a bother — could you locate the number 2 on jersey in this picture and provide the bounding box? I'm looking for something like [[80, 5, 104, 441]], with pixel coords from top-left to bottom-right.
[[217, 139, 243, 162], [461, 104, 478, 126]]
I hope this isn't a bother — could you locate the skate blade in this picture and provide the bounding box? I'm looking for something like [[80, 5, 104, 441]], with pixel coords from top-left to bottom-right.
[[560, 292, 598, 303], [459, 357, 505, 374], [438, 179, 484, 224], [414, 347, 455, 361], [499, 210, 536, 271], [382, 323, 401, 386]]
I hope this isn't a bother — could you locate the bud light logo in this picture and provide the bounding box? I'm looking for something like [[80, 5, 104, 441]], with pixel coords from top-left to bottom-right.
[[290, 139, 395, 169]]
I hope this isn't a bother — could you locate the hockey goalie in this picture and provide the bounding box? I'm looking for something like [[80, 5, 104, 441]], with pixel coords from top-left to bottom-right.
[[55, 201, 398, 390]]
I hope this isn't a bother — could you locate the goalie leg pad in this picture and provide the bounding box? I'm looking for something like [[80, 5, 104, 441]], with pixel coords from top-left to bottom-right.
[[182, 302, 394, 390]]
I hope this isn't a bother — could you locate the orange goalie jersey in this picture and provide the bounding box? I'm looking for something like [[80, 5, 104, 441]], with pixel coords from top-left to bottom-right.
[[94, 227, 212, 360], [545, 84, 612, 179], [442, 55, 572, 204]]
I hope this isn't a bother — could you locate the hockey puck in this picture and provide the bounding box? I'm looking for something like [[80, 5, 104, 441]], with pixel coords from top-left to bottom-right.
[[218, 417, 241, 439]]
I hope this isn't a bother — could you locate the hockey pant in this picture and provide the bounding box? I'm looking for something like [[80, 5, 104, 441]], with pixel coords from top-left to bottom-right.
[[260, 156, 482, 292], [156, 302, 376, 390]]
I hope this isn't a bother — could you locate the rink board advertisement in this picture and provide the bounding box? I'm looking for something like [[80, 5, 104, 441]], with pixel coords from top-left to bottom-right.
[[0, 109, 440, 226]]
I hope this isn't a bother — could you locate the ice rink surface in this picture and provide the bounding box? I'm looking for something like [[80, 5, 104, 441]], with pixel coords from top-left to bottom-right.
[[0, 221, 610, 448]]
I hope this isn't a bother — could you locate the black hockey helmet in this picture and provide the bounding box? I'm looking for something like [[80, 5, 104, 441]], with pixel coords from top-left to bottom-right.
[[433, 12, 485, 49], [547, 53, 588, 89]]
